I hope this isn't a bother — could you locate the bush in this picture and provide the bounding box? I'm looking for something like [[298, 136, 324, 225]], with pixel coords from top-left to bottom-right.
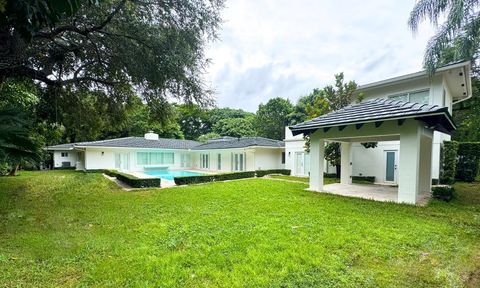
[[324, 173, 338, 178], [104, 169, 160, 188], [456, 142, 480, 182], [432, 185, 454, 202], [351, 176, 375, 183], [174, 171, 256, 185], [440, 141, 459, 184], [256, 169, 291, 177]]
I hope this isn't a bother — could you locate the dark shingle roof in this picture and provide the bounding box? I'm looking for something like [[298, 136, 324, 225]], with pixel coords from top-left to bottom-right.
[[192, 137, 284, 150], [46, 143, 75, 150], [47, 137, 200, 150], [290, 98, 456, 135]]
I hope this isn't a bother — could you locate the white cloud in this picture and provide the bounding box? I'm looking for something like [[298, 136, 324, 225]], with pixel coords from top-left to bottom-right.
[[205, 0, 436, 112]]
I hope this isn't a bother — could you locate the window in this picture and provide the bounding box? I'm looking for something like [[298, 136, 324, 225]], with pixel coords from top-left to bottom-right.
[[61, 152, 69, 157], [233, 153, 245, 171], [217, 154, 222, 170], [389, 89, 429, 104], [137, 152, 174, 165], [201, 154, 209, 169], [281, 152, 286, 164]]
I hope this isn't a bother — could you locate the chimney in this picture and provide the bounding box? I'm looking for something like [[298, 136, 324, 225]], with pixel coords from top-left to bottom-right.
[[144, 130, 159, 140]]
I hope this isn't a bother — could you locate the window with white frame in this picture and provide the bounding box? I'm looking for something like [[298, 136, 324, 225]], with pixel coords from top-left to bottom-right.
[[233, 153, 245, 171], [217, 154, 222, 170], [61, 152, 69, 157], [137, 152, 174, 165], [201, 153, 209, 169], [388, 89, 429, 104]]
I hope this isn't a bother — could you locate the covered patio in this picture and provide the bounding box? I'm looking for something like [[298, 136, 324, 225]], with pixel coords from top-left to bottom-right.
[[290, 99, 456, 205]]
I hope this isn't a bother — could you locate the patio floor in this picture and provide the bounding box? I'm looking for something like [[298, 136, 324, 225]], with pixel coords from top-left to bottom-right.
[[318, 183, 430, 205]]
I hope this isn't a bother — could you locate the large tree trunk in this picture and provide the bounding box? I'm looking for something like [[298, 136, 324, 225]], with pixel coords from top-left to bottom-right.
[[335, 164, 341, 178], [8, 164, 19, 176]]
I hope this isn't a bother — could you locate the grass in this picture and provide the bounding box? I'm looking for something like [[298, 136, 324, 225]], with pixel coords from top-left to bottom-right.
[[0, 171, 479, 287]]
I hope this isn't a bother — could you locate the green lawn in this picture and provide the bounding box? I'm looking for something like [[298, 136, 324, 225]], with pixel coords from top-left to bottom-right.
[[1, 171, 479, 287]]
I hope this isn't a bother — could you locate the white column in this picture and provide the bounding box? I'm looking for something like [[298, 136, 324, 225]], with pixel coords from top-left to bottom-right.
[[340, 142, 352, 184], [419, 130, 433, 195], [398, 122, 421, 204], [309, 136, 325, 191]]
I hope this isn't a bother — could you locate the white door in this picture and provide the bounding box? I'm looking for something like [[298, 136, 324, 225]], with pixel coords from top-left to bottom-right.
[[295, 152, 304, 176], [115, 153, 130, 171], [384, 150, 398, 183]]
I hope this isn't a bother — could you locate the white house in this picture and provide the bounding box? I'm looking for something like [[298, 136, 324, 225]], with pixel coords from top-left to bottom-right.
[[47, 133, 285, 175], [287, 61, 472, 204]]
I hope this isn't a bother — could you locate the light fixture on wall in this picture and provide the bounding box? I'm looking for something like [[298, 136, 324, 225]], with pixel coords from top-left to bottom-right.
[[101, 151, 104, 156]]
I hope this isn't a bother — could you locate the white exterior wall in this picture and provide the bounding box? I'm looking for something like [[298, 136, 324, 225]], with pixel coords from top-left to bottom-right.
[[83, 147, 189, 171], [53, 150, 77, 168], [253, 148, 284, 170]]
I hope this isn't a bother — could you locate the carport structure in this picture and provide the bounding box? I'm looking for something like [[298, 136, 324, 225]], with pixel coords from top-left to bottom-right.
[[290, 98, 456, 204]]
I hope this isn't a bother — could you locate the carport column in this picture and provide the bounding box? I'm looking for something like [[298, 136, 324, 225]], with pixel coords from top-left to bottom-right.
[[340, 142, 352, 184], [398, 121, 421, 204], [309, 134, 325, 191]]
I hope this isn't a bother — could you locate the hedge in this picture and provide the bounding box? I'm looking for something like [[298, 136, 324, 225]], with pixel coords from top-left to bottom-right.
[[256, 169, 291, 177], [456, 142, 480, 182], [174, 171, 256, 185], [324, 173, 338, 178], [432, 185, 454, 202], [351, 176, 375, 183], [440, 141, 459, 184], [104, 169, 160, 188]]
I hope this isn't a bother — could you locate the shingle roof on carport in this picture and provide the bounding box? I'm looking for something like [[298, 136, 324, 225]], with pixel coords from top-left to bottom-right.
[[290, 98, 456, 136]]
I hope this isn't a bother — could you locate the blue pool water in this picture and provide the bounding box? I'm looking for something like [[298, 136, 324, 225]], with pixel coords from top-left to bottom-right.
[[144, 170, 204, 181]]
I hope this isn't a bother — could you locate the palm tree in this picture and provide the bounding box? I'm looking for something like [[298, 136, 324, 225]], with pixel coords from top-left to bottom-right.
[[408, 0, 480, 73], [0, 107, 41, 176]]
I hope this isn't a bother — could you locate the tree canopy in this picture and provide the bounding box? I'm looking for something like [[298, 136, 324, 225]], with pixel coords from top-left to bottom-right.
[[408, 0, 480, 73], [0, 0, 224, 106], [255, 97, 294, 140]]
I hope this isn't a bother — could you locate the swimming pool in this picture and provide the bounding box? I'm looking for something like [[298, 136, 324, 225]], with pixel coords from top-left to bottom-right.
[[143, 170, 205, 181]]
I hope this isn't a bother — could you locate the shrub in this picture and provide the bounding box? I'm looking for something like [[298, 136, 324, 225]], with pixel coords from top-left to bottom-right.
[[456, 142, 480, 182], [256, 169, 291, 177], [104, 169, 160, 188], [440, 141, 459, 184], [174, 171, 256, 185], [324, 173, 338, 178], [432, 185, 454, 202], [216, 171, 256, 181], [351, 176, 375, 183]]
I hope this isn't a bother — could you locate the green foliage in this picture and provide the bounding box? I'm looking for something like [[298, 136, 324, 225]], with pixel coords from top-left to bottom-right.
[[213, 117, 256, 138], [432, 185, 455, 202], [408, 0, 480, 73], [255, 97, 294, 140], [177, 104, 210, 140], [324, 142, 341, 167], [324, 173, 338, 178], [174, 171, 255, 185], [255, 169, 291, 177], [351, 176, 376, 184], [453, 78, 480, 142], [456, 142, 480, 182], [104, 169, 160, 188], [441, 141, 459, 184], [1, 0, 224, 119], [207, 107, 255, 125]]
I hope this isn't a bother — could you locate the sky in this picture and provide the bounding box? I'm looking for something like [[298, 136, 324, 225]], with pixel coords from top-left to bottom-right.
[[204, 0, 437, 112]]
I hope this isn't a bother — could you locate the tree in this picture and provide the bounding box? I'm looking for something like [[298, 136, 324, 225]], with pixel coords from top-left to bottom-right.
[[453, 77, 480, 141], [288, 91, 318, 125], [0, 0, 224, 106], [213, 118, 256, 138], [207, 107, 254, 125], [304, 73, 364, 177], [255, 97, 294, 140], [408, 0, 480, 73], [177, 104, 210, 140]]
